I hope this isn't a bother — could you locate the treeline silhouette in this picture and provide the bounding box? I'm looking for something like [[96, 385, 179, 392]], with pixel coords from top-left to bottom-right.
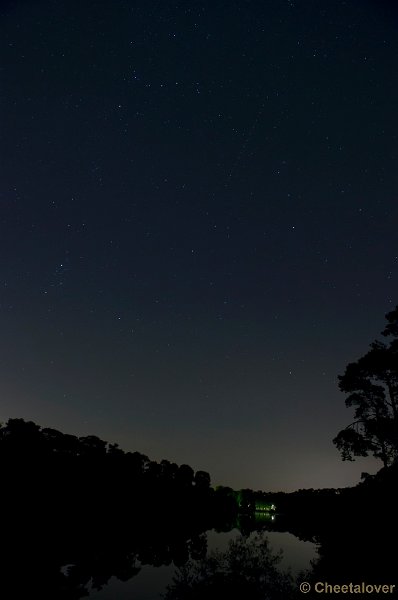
[[2, 418, 397, 598], [161, 464, 398, 599], [1, 417, 238, 520], [0, 418, 237, 599], [240, 468, 398, 597]]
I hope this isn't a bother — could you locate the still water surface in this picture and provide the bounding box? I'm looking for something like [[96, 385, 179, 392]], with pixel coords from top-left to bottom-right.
[[89, 528, 317, 599]]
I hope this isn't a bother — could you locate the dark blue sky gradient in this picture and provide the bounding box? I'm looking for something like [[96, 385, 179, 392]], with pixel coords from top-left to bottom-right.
[[1, 0, 397, 490]]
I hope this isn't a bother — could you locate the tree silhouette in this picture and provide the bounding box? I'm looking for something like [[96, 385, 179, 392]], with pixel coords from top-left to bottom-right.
[[333, 305, 398, 467], [163, 531, 294, 600], [194, 470, 211, 489], [0, 417, 242, 599]]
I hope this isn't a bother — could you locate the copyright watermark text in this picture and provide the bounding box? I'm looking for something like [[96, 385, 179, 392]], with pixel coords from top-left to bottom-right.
[[299, 582, 396, 594]]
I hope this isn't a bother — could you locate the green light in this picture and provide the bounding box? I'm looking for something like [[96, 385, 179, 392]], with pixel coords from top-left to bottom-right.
[[254, 502, 276, 513]]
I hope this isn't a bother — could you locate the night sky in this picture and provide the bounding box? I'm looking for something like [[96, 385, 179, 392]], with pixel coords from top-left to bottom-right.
[[1, 0, 397, 491]]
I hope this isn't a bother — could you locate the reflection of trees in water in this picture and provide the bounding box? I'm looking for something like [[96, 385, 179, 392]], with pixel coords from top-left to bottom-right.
[[61, 550, 141, 597], [1, 527, 210, 600], [3, 508, 397, 600], [2, 418, 397, 598], [0, 418, 235, 599], [307, 512, 398, 594], [164, 532, 295, 600]]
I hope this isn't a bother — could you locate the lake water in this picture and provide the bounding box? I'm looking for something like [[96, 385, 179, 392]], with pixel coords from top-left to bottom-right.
[[89, 527, 318, 599]]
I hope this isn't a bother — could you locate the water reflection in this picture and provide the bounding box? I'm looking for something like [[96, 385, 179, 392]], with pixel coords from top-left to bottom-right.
[[163, 531, 295, 600], [89, 526, 317, 600], [3, 506, 395, 599], [2, 420, 396, 598]]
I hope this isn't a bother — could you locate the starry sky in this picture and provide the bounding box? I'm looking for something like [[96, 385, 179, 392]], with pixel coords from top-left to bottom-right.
[[1, 0, 397, 491]]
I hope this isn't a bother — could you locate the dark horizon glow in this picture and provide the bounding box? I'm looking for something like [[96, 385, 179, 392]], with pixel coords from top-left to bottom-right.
[[1, 0, 396, 491]]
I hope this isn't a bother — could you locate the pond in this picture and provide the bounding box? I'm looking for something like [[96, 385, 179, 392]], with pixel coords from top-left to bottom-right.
[[89, 526, 318, 599]]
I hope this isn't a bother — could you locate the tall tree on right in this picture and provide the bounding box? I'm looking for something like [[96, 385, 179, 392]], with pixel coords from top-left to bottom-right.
[[333, 306, 398, 467]]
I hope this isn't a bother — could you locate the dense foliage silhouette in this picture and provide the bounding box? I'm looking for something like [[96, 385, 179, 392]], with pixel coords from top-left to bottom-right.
[[0, 417, 397, 598], [0, 418, 237, 599], [333, 305, 398, 466], [2, 302, 398, 600], [163, 531, 295, 600]]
